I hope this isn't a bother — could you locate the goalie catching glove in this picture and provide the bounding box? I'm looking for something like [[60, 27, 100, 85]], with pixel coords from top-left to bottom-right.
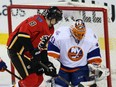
[[88, 64, 110, 81], [78, 64, 110, 87]]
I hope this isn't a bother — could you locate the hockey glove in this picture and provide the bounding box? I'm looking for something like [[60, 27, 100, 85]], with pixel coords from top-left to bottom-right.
[[38, 35, 51, 49], [0, 58, 7, 72], [30, 48, 41, 59], [31, 58, 44, 75], [30, 48, 44, 75], [44, 62, 58, 77], [88, 64, 109, 81]]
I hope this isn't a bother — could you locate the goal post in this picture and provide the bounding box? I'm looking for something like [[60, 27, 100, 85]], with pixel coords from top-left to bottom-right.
[[7, 3, 112, 87]]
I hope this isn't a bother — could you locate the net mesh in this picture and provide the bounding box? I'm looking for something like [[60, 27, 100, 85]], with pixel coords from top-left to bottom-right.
[[7, 2, 111, 87]]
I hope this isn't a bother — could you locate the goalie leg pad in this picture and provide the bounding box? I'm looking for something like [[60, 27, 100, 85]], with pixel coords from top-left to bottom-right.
[[55, 70, 70, 87], [78, 81, 97, 87], [55, 84, 64, 87]]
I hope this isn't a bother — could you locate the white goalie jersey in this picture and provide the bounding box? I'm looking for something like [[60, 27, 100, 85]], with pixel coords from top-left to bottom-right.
[[48, 26, 102, 68]]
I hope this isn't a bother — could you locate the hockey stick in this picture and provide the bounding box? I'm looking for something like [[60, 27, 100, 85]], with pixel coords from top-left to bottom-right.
[[4, 68, 21, 87], [46, 77, 55, 87], [39, 61, 74, 87], [0, 58, 21, 80], [4, 68, 21, 80], [57, 76, 74, 87]]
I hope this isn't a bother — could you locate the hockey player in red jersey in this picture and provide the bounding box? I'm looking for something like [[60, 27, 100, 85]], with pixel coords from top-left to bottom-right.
[[48, 19, 109, 87], [0, 58, 7, 72], [7, 6, 62, 87]]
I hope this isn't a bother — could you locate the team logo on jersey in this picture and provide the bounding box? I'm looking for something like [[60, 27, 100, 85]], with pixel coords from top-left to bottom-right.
[[68, 46, 83, 61], [37, 16, 43, 22], [29, 21, 37, 26]]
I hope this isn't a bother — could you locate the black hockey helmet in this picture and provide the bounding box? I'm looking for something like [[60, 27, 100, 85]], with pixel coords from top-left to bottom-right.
[[44, 6, 63, 22]]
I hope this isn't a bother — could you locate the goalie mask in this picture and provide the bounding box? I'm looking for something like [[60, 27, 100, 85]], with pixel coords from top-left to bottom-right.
[[70, 19, 86, 41]]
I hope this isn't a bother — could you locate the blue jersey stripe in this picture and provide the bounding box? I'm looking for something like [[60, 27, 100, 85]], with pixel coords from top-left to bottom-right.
[[48, 41, 60, 53], [87, 48, 101, 59]]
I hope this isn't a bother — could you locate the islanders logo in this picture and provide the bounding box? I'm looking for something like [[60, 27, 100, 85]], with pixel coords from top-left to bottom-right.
[[68, 46, 83, 61]]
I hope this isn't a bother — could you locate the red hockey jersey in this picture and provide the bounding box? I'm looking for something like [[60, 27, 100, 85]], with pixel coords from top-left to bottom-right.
[[7, 14, 54, 58]]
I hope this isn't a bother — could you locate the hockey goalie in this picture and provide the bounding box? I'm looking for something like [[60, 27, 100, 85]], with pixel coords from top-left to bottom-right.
[[47, 19, 110, 87]]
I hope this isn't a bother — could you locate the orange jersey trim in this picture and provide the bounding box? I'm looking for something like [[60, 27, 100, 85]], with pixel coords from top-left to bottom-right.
[[88, 58, 102, 64], [48, 52, 60, 59]]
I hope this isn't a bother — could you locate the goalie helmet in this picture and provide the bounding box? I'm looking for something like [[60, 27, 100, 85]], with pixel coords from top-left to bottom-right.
[[70, 19, 86, 41], [44, 6, 62, 22]]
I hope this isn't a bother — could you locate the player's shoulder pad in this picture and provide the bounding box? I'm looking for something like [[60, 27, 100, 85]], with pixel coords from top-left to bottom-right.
[[50, 26, 68, 43], [54, 26, 70, 39], [85, 28, 98, 43], [36, 15, 43, 22]]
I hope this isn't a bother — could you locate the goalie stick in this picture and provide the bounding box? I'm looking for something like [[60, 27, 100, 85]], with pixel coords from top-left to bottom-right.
[[5, 67, 97, 87], [5, 62, 74, 87], [46, 77, 55, 87], [46, 76, 76, 87], [46, 75, 98, 87], [46, 63, 109, 87], [39, 61, 74, 87]]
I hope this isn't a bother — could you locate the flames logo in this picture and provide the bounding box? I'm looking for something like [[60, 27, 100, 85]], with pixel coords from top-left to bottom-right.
[[68, 46, 83, 61]]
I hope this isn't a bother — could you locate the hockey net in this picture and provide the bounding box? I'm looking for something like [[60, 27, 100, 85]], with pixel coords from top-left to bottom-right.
[[6, 2, 111, 87]]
